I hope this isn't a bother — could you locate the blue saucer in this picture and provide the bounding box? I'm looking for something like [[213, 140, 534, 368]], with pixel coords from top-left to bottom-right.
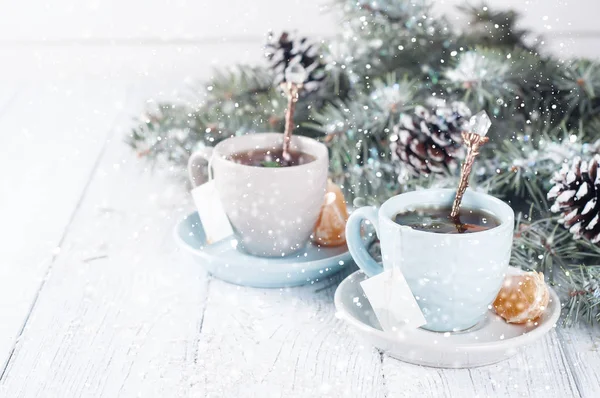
[[174, 212, 352, 288]]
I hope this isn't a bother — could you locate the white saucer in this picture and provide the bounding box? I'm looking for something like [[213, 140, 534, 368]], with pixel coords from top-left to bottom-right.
[[175, 212, 352, 288], [334, 267, 561, 368]]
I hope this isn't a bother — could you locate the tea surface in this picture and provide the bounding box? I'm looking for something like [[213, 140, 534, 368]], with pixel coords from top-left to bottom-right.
[[393, 206, 500, 234], [227, 148, 315, 167]]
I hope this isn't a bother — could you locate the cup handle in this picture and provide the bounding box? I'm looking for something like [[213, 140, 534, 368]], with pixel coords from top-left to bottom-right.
[[187, 146, 214, 187], [345, 206, 384, 277]]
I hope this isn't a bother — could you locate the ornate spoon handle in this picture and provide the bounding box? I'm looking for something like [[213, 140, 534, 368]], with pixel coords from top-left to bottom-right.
[[450, 110, 492, 219], [450, 132, 489, 218]]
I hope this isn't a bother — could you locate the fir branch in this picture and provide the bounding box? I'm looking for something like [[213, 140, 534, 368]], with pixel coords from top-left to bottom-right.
[[307, 73, 419, 135], [127, 102, 205, 165], [204, 65, 274, 107], [457, 3, 535, 50], [324, 126, 399, 204], [334, 0, 453, 83], [442, 48, 531, 115], [482, 130, 600, 205], [348, 0, 431, 23], [556, 59, 600, 127], [512, 211, 600, 325], [565, 265, 600, 325]]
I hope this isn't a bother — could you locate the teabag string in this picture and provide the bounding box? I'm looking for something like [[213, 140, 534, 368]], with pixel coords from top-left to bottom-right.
[[388, 227, 402, 320], [379, 230, 398, 330], [208, 155, 215, 182]]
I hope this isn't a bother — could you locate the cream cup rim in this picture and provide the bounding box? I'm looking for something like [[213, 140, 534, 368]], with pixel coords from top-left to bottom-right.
[[211, 132, 327, 172]]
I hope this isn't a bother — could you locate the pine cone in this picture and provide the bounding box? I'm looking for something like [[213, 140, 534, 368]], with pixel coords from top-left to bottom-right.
[[390, 102, 471, 175], [548, 155, 600, 244], [264, 31, 326, 93]]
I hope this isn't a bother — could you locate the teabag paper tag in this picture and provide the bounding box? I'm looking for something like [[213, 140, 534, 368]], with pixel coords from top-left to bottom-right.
[[191, 181, 234, 244], [360, 269, 427, 333], [360, 226, 426, 333]]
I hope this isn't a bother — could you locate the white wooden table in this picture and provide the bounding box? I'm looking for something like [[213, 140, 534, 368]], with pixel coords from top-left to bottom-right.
[[1, 76, 600, 398]]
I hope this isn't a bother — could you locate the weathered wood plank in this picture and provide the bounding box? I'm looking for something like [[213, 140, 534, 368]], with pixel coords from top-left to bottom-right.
[[0, 83, 18, 113], [0, 82, 130, 370], [381, 330, 579, 398], [0, 127, 210, 397], [557, 324, 600, 397], [189, 268, 387, 398]]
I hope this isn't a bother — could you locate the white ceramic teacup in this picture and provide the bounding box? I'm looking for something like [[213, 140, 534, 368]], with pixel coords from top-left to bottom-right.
[[188, 133, 328, 257], [345, 189, 514, 332]]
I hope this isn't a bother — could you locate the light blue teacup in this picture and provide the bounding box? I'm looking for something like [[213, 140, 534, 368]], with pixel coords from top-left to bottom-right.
[[346, 188, 514, 332]]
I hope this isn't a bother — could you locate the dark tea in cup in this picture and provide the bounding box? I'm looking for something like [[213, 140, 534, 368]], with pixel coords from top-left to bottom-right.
[[393, 206, 501, 234], [227, 148, 315, 168]]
